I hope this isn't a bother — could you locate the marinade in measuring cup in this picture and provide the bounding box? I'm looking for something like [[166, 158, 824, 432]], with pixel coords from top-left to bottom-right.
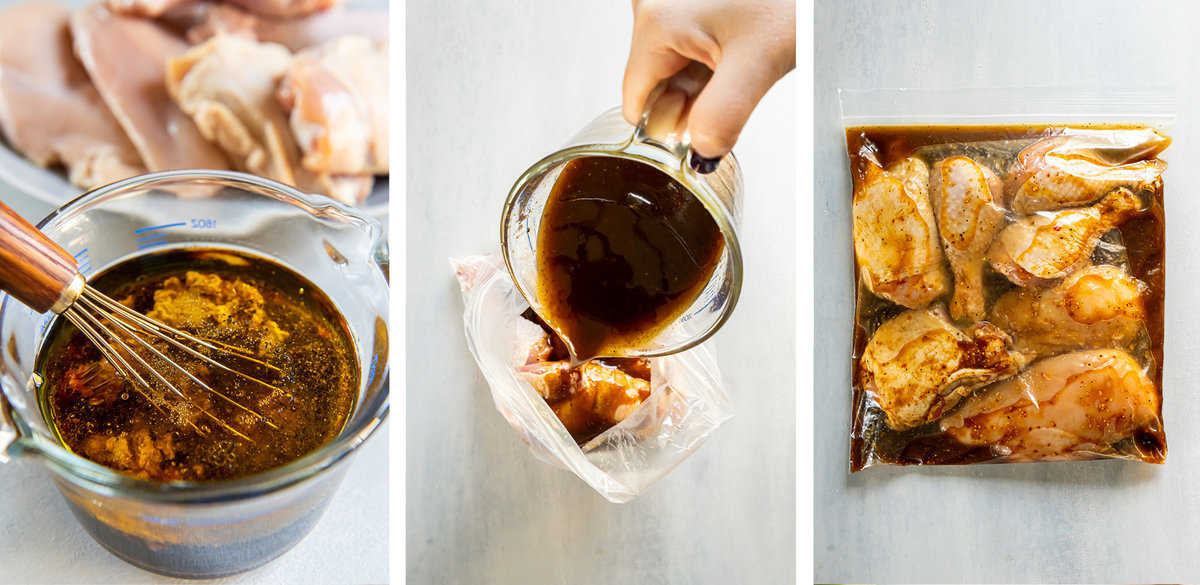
[[535, 156, 725, 362], [846, 125, 1168, 471], [36, 248, 358, 481]]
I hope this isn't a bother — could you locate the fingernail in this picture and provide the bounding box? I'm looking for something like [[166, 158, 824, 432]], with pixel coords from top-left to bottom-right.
[[690, 153, 722, 174]]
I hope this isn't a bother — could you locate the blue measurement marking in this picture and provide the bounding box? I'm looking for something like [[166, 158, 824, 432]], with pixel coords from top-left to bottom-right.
[[73, 248, 88, 258], [135, 232, 170, 243], [367, 354, 378, 383], [74, 249, 90, 274], [133, 222, 186, 234]]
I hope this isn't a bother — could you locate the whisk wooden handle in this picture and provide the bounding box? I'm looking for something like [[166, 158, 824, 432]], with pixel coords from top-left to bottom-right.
[[0, 199, 81, 314]]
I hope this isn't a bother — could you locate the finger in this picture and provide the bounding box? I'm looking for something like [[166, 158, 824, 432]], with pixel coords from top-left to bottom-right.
[[622, 39, 690, 126], [686, 42, 789, 159]]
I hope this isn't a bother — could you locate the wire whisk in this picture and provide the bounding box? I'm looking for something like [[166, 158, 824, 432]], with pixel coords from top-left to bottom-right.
[[0, 201, 279, 441]]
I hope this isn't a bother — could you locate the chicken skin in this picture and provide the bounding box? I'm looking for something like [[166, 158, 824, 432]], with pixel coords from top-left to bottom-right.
[[929, 156, 1006, 322], [942, 349, 1159, 461], [990, 264, 1146, 358], [1005, 131, 1168, 214], [860, 306, 1025, 431], [853, 157, 950, 309], [989, 187, 1143, 287]]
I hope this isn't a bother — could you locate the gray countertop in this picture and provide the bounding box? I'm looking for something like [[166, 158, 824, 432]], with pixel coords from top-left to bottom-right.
[[405, 1, 795, 583], [816, 1, 1200, 582]]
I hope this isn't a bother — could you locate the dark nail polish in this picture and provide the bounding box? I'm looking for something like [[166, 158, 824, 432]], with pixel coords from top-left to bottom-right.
[[690, 153, 721, 174]]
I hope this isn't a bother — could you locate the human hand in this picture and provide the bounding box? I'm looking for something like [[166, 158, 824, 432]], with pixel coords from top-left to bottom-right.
[[622, 0, 795, 172]]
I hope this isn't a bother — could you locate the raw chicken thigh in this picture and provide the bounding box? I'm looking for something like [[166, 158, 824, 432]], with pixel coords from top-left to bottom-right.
[[989, 187, 1143, 287], [989, 264, 1146, 357], [942, 349, 1160, 461], [853, 157, 950, 309], [161, 1, 386, 51], [928, 156, 1006, 322], [278, 36, 388, 175], [0, 0, 144, 188], [859, 306, 1025, 431], [70, 3, 229, 172], [108, 0, 343, 18], [166, 35, 371, 204], [1005, 132, 1168, 214]]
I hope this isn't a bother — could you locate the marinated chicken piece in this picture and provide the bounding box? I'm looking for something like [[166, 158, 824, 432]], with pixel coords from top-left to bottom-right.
[[552, 361, 651, 443], [929, 156, 1006, 322], [1005, 132, 1168, 214], [860, 306, 1025, 431], [990, 264, 1146, 357], [165, 35, 371, 204], [162, 2, 386, 51], [942, 349, 1160, 461], [69, 4, 229, 173], [517, 360, 575, 402], [80, 427, 183, 480], [106, 0, 190, 17], [989, 187, 1143, 287], [853, 157, 950, 309], [109, 0, 341, 18], [146, 271, 288, 353], [278, 36, 388, 175], [601, 357, 653, 380], [226, 0, 344, 18], [0, 1, 144, 189]]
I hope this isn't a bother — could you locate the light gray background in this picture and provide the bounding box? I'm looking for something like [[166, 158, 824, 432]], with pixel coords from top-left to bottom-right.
[[0, 194, 389, 585], [406, 1, 795, 583], [815, 1, 1200, 583]]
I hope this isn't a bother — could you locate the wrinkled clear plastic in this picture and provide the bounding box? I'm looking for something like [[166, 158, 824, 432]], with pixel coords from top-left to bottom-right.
[[451, 254, 732, 502], [840, 88, 1173, 472]]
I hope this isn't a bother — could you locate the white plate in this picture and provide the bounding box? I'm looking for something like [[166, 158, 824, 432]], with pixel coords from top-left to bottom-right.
[[0, 138, 389, 217]]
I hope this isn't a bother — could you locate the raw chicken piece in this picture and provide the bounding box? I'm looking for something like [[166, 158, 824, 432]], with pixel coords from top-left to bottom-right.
[[552, 361, 651, 443], [852, 157, 950, 309], [278, 36, 388, 175], [70, 4, 229, 173], [165, 35, 370, 204], [989, 264, 1146, 358], [1005, 132, 1168, 214], [989, 187, 1143, 287], [109, 0, 341, 18], [928, 156, 1006, 322], [0, 1, 144, 188], [859, 306, 1025, 431], [942, 349, 1160, 461], [162, 2, 386, 51]]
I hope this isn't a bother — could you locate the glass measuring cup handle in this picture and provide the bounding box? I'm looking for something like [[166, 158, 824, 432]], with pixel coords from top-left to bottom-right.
[[633, 61, 715, 172]]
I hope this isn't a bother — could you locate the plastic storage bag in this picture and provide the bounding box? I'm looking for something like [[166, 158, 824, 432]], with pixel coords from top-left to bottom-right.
[[451, 254, 733, 502], [840, 88, 1173, 471]]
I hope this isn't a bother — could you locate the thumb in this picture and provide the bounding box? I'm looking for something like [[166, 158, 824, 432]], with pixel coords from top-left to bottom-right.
[[686, 41, 788, 159], [622, 39, 690, 126]]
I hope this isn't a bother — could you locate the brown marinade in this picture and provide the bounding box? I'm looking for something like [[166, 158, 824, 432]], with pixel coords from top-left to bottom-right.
[[846, 125, 1166, 471], [37, 248, 358, 481], [535, 156, 724, 361]]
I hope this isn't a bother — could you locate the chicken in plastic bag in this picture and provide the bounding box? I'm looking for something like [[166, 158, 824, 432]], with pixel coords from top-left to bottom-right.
[[845, 123, 1168, 471], [452, 254, 733, 502]]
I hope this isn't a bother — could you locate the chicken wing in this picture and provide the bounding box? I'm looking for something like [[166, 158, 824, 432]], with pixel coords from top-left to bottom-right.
[[853, 157, 950, 309], [989, 187, 1143, 287], [941, 349, 1160, 461], [929, 156, 1006, 322], [0, 1, 144, 189], [70, 4, 229, 173], [277, 36, 388, 175], [1005, 131, 1168, 214], [860, 306, 1025, 431], [990, 264, 1146, 357]]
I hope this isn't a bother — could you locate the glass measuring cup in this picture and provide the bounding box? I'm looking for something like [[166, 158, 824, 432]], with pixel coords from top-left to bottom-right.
[[501, 71, 745, 359], [0, 170, 389, 578]]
